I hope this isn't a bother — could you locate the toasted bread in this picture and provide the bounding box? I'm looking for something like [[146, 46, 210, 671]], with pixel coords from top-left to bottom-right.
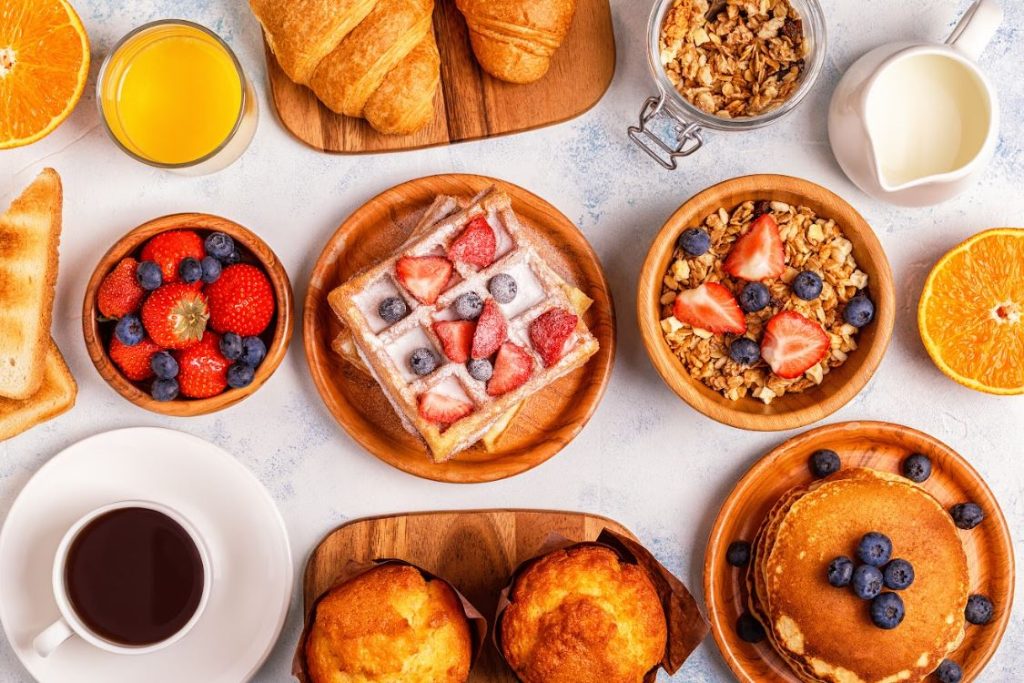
[[0, 338, 77, 442], [0, 169, 62, 399]]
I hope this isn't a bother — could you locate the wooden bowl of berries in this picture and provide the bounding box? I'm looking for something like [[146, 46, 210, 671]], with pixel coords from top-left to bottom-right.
[[637, 175, 895, 431], [83, 213, 293, 416]]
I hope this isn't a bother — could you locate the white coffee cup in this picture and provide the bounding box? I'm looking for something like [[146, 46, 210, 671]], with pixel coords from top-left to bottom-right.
[[32, 500, 211, 657]]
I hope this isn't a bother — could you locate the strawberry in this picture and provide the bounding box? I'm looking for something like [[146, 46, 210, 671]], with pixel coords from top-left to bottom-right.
[[433, 320, 474, 363], [673, 283, 747, 334], [448, 216, 496, 269], [487, 342, 534, 396], [395, 256, 453, 305], [140, 230, 205, 284], [761, 311, 830, 379], [97, 257, 145, 318], [417, 391, 474, 427], [109, 336, 161, 381], [471, 299, 507, 359], [205, 264, 275, 336], [529, 308, 578, 367], [141, 283, 210, 349], [175, 332, 229, 398], [723, 214, 785, 281]]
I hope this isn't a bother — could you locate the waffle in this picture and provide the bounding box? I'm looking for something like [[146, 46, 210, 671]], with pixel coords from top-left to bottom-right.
[[328, 188, 600, 462]]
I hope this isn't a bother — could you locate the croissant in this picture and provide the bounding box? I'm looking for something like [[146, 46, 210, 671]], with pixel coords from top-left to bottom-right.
[[251, 0, 440, 135], [455, 0, 578, 84]]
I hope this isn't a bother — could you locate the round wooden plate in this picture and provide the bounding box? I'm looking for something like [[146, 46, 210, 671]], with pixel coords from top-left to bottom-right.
[[304, 174, 616, 483], [704, 421, 1014, 682]]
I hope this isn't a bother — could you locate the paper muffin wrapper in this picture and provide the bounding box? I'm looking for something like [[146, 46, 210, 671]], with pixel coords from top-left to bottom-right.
[[292, 558, 488, 682], [493, 528, 709, 682]]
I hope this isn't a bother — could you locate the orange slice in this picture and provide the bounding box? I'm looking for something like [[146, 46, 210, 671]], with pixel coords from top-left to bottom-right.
[[918, 229, 1024, 395], [0, 0, 90, 149]]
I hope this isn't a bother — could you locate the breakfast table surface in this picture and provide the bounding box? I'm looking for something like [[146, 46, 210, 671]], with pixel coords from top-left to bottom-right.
[[1, 0, 1022, 681]]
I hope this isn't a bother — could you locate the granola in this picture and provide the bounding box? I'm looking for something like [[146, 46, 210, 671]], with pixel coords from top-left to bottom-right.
[[660, 200, 869, 404], [660, 0, 807, 118]]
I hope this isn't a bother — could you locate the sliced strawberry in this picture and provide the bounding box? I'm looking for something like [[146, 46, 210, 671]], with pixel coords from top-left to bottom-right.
[[448, 216, 496, 269], [761, 311, 830, 379], [395, 256, 453, 305], [673, 283, 746, 334], [471, 299, 507, 359], [487, 342, 534, 396], [418, 391, 474, 426], [433, 320, 474, 363], [724, 214, 785, 281], [529, 307, 578, 367]]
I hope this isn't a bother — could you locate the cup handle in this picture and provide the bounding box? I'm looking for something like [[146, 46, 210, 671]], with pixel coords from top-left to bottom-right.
[[946, 0, 1003, 61], [33, 619, 74, 658]]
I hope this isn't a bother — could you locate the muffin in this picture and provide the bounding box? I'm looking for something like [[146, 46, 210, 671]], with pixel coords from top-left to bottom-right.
[[500, 545, 667, 683], [305, 563, 473, 683]]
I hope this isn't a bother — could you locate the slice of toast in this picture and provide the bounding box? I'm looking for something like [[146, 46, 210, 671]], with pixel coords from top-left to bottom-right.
[[0, 338, 77, 442], [0, 169, 62, 399]]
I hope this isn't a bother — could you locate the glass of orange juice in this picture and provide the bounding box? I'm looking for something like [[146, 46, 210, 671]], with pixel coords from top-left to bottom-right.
[[97, 20, 258, 175]]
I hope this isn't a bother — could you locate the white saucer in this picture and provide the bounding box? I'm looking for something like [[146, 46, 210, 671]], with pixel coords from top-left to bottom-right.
[[0, 428, 293, 682]]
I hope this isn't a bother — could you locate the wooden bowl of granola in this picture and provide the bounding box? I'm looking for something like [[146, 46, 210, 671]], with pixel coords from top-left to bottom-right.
[[637, 175, 895, 431]]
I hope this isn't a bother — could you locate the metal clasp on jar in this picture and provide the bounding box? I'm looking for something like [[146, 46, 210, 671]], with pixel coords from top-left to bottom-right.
[[628, 95, 704, 170]]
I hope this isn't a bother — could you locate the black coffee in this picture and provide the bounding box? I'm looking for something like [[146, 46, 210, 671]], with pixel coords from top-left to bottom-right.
[[64, 507, 204, 646]]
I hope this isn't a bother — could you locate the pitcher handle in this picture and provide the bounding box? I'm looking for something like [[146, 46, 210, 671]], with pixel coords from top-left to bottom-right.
[[628, 95, 704, 170], [946, 0, 1003, 61]]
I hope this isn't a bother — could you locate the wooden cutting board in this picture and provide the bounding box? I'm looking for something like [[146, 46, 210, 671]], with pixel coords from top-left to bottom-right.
[[302, 509, 635, 682], [263, 0, 616, 153]]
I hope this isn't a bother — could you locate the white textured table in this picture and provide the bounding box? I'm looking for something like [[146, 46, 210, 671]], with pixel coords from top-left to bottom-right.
[[1, 0, 1021, 680]]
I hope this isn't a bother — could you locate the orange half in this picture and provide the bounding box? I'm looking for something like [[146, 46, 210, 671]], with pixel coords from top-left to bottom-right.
[[918, 228, 1024, 395], [0, 0, 90, 149]]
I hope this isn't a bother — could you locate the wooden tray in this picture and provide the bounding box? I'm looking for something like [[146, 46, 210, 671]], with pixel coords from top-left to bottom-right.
[[704, 421, 1014, 683], [302, 509, 634, 682], [304, 174, 615, 483], [263, 0, 615, 153]]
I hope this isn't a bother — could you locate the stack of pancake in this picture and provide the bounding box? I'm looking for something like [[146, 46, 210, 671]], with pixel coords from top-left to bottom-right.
[[747, 467, 970, 682]]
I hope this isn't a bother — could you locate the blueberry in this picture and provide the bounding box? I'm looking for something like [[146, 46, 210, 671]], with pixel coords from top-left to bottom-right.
[[736, 613, 766, 643], [729, 337, 760, 365], [727, 541, 751, 567], [200, 256, 222, 284], [488, 274, 517, 304], [827, 556, 855, 587], [410, 348, 438, 376], [378, 296, 408, 324], [950, 502, 984, 530], [114, 314, 144, 346], [901, 453, 932, 482], [454, 292, 484, 320], [222, 249, 241, 265], [965, 594, 994, 625], [843, 295, 875, 328], [136, 260, 163, 290], [809, 449, 841, 478], [935, 659, 962, 683], [150, 351, 179, 380], [738, 282, 770, 313], [220, 333, 243, 361], [205, 232, 235, 260], [882, 559, 915, 590], [870, 592, 905, 630], [467, 358, 492, 382], [857, 532, 893, 567], [240, 336, 267, 367], [227, 363, 255, 389], [678, 228, 711, 256], [852, 564, 884, 600], [792, 271, 823, 300], [179, 257, 202, 284], [151, 378, 179, 402]]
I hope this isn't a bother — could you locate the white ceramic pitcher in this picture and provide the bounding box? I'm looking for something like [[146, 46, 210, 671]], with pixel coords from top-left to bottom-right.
[[828, 0, 1003, 207]]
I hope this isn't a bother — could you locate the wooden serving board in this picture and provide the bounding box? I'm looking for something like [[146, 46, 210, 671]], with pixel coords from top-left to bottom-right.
[[303, 174, 615, 483], [704, 421, 1014, 683], [302, 509, 634, 682], [263, 0, 615, 153]]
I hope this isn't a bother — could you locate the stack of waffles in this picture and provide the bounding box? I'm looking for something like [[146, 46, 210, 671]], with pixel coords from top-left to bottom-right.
[[328, 188, 599, 462]]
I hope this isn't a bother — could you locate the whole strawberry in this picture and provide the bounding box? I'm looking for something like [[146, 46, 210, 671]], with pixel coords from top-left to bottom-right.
[[141, 283, 210, 349], [109, 336, 161, 381], [97, 257, 146, 318], [205, 264, 275, 336], [175, 332, 229, 399], [140, 230, 205, 283]]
